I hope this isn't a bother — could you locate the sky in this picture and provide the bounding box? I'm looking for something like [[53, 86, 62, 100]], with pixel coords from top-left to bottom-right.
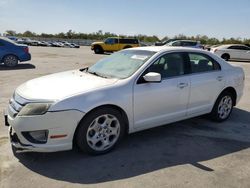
[[0, 0, 250, 39]]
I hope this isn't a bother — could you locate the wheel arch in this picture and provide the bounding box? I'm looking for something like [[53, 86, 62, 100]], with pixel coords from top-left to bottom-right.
[[218, 86, 237, 106], [73, 104, 129, 145], [93, 44, 103, 50], [221, 53, 230, 60], [3, 54, 19, 61], [123, 45, 132, 49]]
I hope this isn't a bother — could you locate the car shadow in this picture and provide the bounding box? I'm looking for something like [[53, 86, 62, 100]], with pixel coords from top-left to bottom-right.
[[228, 60, 250, 63], [0, 63, 36, 70], [14, 107, 250, 184]]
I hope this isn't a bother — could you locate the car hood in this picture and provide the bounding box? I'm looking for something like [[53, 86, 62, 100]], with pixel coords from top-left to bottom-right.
[[91, 41, 104, 45], [16, 70, 118, 101]]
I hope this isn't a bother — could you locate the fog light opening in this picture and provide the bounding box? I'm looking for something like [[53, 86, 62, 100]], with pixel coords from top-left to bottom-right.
[[22, 130, 48, 144]]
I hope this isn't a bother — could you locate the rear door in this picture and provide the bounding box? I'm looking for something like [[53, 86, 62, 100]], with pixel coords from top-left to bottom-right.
[[237, 45, 250, 60], [187, 52, 224, 115], [227, 45, 244, 59]]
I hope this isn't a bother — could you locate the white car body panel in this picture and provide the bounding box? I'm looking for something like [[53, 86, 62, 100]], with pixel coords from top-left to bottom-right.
[[16, 70, 118, 101], [133, 76, 190, 130], [6, 46, 245, 152]]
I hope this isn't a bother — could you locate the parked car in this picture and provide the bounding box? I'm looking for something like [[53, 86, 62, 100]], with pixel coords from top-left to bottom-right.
[[91, 37, 140, 54], [39, 41, 51, 47], [244, 44, 250, 48], [166, 40, 204, 49], [5, 47, 244, 154], [71, 43, 80, 48], [0, 37, 31, 67], [51, 42, 64, 47], [155, 39, 183, 46], [210, 44, 250, 61]]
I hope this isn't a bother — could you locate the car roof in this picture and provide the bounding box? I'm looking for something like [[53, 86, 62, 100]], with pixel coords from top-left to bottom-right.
[[128, 46, 205, 53], [217, 44, 248, 48]]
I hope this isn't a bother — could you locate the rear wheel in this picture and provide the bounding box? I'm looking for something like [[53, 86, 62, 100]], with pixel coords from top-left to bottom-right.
[[221, 54, 230, 61], [210, 91, 234, 122], [3, 55, 18, 67], [76, 107, 125, 155]]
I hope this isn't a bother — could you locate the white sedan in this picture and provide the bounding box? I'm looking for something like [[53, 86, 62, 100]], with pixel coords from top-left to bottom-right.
[[5, 46, 245, 154], [211, 44, 250, 61]]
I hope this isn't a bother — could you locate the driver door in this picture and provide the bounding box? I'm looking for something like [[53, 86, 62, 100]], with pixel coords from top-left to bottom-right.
[[133, 52, 190, 130]]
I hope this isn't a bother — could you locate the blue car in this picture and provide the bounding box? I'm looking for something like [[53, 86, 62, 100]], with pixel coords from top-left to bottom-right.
[[0, 37, 31, 67]]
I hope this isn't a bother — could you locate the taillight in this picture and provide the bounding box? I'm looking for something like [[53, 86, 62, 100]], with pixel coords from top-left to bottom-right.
[[23, 47, 29, 53]]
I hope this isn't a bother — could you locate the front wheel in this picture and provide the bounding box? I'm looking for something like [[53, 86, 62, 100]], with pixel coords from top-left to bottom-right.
[[210, 91, 233, 122], [75, 107, 125, 155], [94, 46, 103, 54]]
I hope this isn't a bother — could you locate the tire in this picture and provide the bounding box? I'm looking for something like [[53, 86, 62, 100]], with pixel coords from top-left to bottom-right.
[[221, 54, 230, 61], [75, 107, 125, 155], [210, 91, 234, 122], [123, 45, 132, 49], [3, 55, 18, 67], [94, 46, 103, 54]]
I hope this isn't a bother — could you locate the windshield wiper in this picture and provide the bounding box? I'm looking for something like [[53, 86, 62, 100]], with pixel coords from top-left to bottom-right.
[[79, 67, 88, 72], [87, 71, 108, 78]]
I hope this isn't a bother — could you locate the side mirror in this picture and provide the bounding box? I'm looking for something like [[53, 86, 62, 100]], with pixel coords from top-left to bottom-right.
[[143, 72, 161, 83]]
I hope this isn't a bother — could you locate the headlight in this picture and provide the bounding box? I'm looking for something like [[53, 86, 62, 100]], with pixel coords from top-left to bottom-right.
[[18, 103, 51, 116]]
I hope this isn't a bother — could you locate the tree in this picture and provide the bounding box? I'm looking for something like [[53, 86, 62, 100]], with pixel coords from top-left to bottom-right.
[[23, 30, 36, 37], [5, 30, 17, 36]]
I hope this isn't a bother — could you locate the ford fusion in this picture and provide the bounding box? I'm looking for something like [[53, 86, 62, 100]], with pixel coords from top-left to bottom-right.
[[5, 47, 244, 154]]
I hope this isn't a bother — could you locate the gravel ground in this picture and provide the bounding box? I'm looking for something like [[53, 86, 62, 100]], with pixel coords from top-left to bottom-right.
[[0, 46, 250, 188]]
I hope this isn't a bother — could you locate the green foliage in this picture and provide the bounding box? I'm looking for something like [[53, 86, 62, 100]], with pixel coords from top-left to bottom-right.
[[4, 30, 250, 45]]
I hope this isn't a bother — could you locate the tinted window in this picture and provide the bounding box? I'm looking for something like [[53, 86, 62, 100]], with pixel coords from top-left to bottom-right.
[[148, 53, 185, 79], [105, 38, 117, 44], [119, 38, 139, 44], [228, 45, 250, 50], [171, 41, 181, 46], [189, 53, 221, 73], [182, 41, 197, 46]]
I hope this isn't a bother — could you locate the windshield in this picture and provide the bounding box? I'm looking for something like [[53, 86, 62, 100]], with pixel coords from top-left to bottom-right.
[[88, 50, 156, 79]]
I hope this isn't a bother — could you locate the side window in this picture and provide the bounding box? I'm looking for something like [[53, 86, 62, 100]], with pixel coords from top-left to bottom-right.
[[171, 41, 181, 46], [237, 46, 250, 50], [105, 38, 115, 44], [148, 53, 185, 79], [189, 53, 221, 73], [228, 45, 249, 50], [0, 41, 4, 46]]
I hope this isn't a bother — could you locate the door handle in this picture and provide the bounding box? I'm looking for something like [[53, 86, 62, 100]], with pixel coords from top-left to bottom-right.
[[177, 83, 188, 89], [216, 76, 223, 81]]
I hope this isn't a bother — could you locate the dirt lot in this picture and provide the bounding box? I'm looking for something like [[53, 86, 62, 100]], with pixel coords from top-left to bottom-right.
[[0, 46, 250, 188]]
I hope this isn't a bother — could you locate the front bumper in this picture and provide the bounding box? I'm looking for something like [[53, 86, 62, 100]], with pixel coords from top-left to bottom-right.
[[5, 108, 85, 153]]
